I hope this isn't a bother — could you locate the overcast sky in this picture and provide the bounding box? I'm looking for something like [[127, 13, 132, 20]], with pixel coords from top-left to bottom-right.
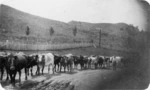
[[1, 0, 149, 30]]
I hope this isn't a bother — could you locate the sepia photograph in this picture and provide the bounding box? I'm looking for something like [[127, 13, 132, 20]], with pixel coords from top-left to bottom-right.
[[0, 0, 150, 90]]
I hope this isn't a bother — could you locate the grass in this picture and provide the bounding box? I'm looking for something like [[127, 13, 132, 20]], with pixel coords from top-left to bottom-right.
[[0, 40, 93, 51]]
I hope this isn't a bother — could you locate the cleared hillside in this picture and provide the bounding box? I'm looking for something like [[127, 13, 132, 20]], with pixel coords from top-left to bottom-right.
[[0, 4, 141, 51]]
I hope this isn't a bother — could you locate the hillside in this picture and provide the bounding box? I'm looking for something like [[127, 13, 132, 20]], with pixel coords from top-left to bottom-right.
[[0, 4, 140, 51]]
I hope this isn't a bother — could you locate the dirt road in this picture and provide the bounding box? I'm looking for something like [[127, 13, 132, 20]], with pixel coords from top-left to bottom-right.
[[1, 67, 147, 90], [1, 68, 116, 90]]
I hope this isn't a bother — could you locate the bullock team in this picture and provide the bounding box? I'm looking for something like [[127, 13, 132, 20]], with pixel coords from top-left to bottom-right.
[[0, 51, 125, 85]]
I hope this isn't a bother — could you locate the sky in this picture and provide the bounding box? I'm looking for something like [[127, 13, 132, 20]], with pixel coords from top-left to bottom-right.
[[1, 0, 149, 31]]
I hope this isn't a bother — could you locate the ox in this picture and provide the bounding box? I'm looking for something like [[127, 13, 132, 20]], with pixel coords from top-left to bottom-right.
[[36, 53, 55, 74], [59, 55, 67, 72], [7, 53, 28, 85], [65, 54, 74, 72], [82, 55, 89, 69], [0, 52, 11, 81], [26, 54, 38, 76], [97, 56, 104, 69], [73, 55, 88, 70], [0, 55, 9, 81], [110, 56, 124, 70], [79, 55, 86, 70], [54, 54, 61, 72], [88, 55, 98, 69], [72, 55, 80, 69]]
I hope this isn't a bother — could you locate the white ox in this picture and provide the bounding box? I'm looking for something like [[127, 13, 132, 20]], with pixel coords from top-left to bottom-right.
[[65, 53, 73, 58], [110, 56, 124, 70], [0, 51, 10, 57], [15, 52, 25, 55], [88, 55, 98, 69], [37, 53, 55, 74]]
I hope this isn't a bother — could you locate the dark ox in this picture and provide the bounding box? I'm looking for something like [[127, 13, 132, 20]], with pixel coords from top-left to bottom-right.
[[0, 55, 9, 81], [59, 54, 74, 72], [78, 55, 85, 70], [59, 55, 67, 72], [54, 54, 62, 72], [73, 55, 89, 70], [26, 55, 39, 76], [7, 54, 28, 85], [72, 56, 80, 69], [97, 56, 104, 68], [65, 54, 75, 72]]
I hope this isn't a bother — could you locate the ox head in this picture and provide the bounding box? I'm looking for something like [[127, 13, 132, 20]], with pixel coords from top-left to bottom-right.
[[8, 55, 17, 70], [35, 55, 39, 60], [61, 56, 67, 63]]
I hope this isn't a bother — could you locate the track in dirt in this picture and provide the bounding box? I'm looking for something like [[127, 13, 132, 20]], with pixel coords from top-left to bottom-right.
[[1, 68, 146, 90]]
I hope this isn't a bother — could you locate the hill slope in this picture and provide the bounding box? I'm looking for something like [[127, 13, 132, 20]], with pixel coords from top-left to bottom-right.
[[0, 4, 140, 51]]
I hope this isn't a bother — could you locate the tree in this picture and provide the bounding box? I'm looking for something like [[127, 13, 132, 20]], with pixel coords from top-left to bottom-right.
[[26, 26, 30, 36], [25, 26, 30, 47], [73, 26, 77, 37], [49, 27, 54, 36], [49, 27, 55, 43]]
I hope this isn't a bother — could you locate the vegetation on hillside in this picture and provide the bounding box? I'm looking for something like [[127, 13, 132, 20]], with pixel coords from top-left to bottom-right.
[[0, 4, 145, 51]]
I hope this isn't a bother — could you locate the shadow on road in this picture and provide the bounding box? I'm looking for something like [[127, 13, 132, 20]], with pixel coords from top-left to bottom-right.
[[19, 80, 39, 89]]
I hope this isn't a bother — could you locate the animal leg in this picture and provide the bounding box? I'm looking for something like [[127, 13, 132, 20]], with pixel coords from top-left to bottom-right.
[[9, 72, 13, 83], [36, 65, 40, 75], [60, 65, 62, 72], [48, 65, 50, 74], [57, 64, 59, 72], [27, 68, 29, 76], [70, 64, 72, 72], [18, 70, 22, 84], [52, 65, 55, 74], [80, 64, 82, 70], [0, 68, 4, 80], [67, 65, 69, 71], [41, 65, 45, 75], [6, 69, 9, 80], [54, 65, 56, 72], [13, 72, 17, 85], [64, 65, 66, 72], [38, 66, 40, 75], [25, 68, 28, 80], [11, 71, 16, 85], [35, 66, 38, 75], [30, 67, 33, 76]]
